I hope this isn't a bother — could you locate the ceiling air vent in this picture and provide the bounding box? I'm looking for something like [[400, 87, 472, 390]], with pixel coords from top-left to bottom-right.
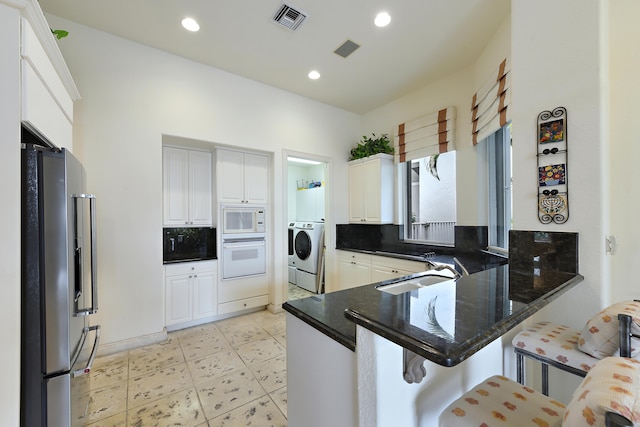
[[334, 40, 360, 58], [272, 3, 308, 31]]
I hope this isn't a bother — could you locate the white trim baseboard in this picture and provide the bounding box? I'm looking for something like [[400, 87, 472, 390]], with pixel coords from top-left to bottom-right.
[[95, 329, 168, 358]]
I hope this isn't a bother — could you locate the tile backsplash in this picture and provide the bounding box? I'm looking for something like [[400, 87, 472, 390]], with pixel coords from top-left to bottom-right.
[[335, 224, 488, 256]]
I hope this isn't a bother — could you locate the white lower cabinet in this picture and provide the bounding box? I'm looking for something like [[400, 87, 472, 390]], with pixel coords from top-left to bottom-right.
[[165, 260, 217, 330], [371, 265, 417, 283], [338, 251, 372, 290], [370, 255, 427, 283], [337, 250, 430, 290], [217, 275, 269, 315]]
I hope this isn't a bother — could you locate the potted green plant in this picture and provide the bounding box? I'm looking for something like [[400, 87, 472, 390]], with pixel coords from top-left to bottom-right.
[[348, 133, 394, 161]]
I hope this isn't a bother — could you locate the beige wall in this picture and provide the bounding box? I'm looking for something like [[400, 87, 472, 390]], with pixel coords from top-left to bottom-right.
[[511, 0, 607, 328], [47, 14, 360, 345], [360, 15, 512, 227], [0, 5, 23, 425], [609, 0, 640, 303]]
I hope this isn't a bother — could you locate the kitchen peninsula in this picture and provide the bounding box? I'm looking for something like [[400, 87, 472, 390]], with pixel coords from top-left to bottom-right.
[[283, 230, 583, 427]]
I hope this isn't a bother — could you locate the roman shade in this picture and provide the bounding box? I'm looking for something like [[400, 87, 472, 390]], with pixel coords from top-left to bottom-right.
[[393, 107, 456, 163], [471, 57, 511, 145]]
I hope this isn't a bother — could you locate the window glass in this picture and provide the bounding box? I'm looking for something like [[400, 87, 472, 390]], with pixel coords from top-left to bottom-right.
[[487, 124, 512, 251], [405, 152, 456, 245]]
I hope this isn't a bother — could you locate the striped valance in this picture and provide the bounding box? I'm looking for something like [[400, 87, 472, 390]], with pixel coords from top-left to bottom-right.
[[472, 57, 511, 145], [393, 107, 456, 163]]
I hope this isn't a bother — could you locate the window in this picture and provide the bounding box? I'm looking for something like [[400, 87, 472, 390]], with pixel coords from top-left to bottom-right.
[[486, 124, 512, 251], [405, 151, 456, 245]]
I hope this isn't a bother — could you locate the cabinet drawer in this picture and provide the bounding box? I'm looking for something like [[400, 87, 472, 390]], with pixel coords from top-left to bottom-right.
[[337, 250, 371, 264], [165, 260, 216, 276], [218, 295, 268, 315], [370, 255, 428, 273]]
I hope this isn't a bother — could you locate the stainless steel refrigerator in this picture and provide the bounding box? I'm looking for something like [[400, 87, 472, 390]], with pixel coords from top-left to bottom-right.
[[21, 140, 100, 427]]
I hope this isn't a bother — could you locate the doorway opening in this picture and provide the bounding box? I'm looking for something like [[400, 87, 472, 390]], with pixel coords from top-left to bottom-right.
[[286, 154, 328, 301]]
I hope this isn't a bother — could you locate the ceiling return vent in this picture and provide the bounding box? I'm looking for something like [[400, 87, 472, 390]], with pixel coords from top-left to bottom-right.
[[272, 3, 308, 31], [334, 39, 360, 58]]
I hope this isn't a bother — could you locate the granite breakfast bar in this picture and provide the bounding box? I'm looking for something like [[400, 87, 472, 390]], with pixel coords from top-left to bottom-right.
[[283, 264, 583, 427]]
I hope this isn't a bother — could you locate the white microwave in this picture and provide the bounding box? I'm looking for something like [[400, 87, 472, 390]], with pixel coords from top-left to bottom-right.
[[222, 206, 266, 236]]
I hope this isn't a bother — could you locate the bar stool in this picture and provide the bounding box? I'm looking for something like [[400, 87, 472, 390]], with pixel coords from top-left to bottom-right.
[[439, 356, 639, 427], [512, 300, 640, 395]]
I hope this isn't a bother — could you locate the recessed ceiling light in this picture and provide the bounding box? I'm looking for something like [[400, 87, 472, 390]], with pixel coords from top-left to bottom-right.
[[308, 70, 321, 80], [181, 17, 200, 32], [374, 12, 391, 27]]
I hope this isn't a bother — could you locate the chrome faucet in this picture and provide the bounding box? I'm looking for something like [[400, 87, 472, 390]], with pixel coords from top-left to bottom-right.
[[452, 257, 470, 276], [424, 260, 463, 280]]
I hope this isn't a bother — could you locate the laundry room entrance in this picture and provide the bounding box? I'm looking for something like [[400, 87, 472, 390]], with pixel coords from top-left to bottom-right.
[[286, 154, 328, 300]]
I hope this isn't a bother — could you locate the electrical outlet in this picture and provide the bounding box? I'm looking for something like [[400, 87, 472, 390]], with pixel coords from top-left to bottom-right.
[[605, 235, 617, 255]]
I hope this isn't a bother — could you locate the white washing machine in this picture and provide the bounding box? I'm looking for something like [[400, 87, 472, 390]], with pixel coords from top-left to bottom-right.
[[288, 222, 297, 284], [294, 222, 325, 293]]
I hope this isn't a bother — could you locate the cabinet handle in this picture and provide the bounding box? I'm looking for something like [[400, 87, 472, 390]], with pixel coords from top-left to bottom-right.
[[194, 274, 197, 278], [189, 275, 193, 278]]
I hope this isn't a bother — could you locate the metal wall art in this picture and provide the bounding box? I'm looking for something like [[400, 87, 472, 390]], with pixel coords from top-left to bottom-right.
[[537, 107, 569, 224]]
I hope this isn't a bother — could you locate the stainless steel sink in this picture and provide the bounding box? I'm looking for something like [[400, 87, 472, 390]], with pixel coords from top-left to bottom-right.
[[376, 274, 453, 295]]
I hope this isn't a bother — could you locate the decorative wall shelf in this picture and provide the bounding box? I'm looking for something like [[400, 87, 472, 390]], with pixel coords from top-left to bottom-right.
[[537, 107, 569, 224]]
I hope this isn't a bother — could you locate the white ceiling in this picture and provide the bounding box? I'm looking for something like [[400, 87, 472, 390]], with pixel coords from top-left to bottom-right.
[[39, 0, 510, 114]]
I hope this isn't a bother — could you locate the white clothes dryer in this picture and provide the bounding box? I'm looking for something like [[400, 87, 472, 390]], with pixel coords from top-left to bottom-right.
[[293, 222, 325, 293]]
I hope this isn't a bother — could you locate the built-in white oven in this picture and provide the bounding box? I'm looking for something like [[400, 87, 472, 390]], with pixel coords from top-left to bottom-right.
[[222, 237, 266, 279]]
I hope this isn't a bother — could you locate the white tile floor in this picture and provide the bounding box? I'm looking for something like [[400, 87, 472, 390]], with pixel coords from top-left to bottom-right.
[[76, 284, 314, 426]]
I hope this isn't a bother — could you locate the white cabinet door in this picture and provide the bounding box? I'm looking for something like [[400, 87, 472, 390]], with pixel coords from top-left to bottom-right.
[[338, 251, 372, 290], [192, 270, 216, 319], [165, 275, 192, 325], [244, 153, 269, 204], [189, 150, 213, 225], [341, 260, 371, 289], [165, 261, 217, 328], [362, 159, 383, 223], [370, 255, 427, 283], [348, 162, 365, 222], [371, 265, 415, 283], [217, 149, 269, 204], [163, 147, 190, 226], [348, 154, 393, 224], [163, 147, 212, 226], [217, 149, 245, 204]]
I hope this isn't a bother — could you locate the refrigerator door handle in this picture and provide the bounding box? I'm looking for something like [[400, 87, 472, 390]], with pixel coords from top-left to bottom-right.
[[73, 194, 98, 316], [71, 324, 101, 377]]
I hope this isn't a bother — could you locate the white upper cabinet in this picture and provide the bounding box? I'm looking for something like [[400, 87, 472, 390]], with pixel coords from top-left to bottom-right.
[[348, 154, 394, 224], [163, 147, 212, 226], [217, 148, 269, 205], [20, 16, 79, 150]]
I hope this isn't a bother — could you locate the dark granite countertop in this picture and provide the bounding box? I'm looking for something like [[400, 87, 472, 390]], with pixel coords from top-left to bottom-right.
[[283, 265, 583, 366]]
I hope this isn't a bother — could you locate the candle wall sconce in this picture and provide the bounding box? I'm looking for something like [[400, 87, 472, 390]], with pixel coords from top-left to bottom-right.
[[537, 107, 569, 224]]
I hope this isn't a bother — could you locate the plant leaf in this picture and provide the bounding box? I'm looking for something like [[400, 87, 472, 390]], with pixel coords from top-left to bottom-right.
[[426, 154, 440, 180], [51, 29, 69, 40]]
